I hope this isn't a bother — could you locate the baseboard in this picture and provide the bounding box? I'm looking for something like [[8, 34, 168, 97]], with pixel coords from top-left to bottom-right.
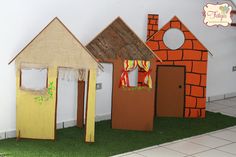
[[0, 132, 6, 140], [208, 95, 225, 102], [225, 92, 236, 98], [0, 130, 16, 140], [208, 92, 236, 102], [0, 114, 112, 140], [6, 130, 16, 139], [56, 120, 77, 129], [56, 114, 111, 129], [2, 92, 236, 141], [95, 114, 111, 122]]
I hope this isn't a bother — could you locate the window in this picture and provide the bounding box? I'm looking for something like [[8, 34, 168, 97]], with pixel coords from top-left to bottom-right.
[[120, 60, 152, 88], [163, 28, 185, 50], [128, 67, 138, 87], [21, 68, 48, 91]]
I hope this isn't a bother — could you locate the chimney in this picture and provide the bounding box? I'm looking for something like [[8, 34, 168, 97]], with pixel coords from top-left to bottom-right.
[[147, 14, 159, 40]]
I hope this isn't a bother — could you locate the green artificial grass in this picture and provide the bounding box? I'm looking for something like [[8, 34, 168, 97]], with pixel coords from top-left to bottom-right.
[[1, 112, 236, 157]]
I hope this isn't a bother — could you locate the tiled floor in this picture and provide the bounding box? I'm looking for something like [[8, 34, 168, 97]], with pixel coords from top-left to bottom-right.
[[112, 97, 236, 157]]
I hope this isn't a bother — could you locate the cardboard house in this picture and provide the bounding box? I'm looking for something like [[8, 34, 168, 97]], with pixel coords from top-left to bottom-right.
[[9, 17, 102, 142], [146, 14, 208, 118], [87, 17, 162, 131]]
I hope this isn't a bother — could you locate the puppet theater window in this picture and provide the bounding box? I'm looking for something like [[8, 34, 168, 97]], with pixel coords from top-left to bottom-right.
[[120, 60, 152, 89], [21, 68, 48, 91], [128, 67, 138, 87]]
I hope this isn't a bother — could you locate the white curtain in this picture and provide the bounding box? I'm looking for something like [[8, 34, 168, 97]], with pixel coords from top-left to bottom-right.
[[58, 68, 86, 81]]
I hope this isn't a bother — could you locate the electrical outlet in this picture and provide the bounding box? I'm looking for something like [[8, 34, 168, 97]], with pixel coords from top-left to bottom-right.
[[233, 66, 236, 72], [96, 83, 102, 90]]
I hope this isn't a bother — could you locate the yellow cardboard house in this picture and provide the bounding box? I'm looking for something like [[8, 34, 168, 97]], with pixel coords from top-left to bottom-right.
[[9, 17, 102, 142]]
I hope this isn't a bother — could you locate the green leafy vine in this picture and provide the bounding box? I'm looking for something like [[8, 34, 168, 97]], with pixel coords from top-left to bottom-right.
[[34, 81, 55, 104]]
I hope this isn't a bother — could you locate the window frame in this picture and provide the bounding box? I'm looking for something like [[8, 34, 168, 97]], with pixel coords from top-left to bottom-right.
[[20, 67, 48, 92]]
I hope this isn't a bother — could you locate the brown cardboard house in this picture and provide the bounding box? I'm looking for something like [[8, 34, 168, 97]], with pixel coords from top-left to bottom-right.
[[86, 17, 161, 131], [146, 14, 209, 118]]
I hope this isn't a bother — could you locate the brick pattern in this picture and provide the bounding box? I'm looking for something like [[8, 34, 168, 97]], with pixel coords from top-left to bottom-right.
[[146, 16, 208, 118], [147, 14, 159, 40]]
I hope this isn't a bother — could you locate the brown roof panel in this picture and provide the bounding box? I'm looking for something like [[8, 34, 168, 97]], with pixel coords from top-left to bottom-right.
[[86, 17, 160, 61]]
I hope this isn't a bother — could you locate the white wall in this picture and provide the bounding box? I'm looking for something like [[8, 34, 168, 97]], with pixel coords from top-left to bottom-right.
[[57, 63, 113, 125], [57, 68, 89, 126], [96, 63, 113, 119], [0, 0, 236, 132], [57, 72, 78, 124], [232, 0, 236, 6]]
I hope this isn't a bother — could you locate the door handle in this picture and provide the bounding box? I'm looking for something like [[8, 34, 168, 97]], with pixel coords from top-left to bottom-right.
[[178, 85, 182, 89]]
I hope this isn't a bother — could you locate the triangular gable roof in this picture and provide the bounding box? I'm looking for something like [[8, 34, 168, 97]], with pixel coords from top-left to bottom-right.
[[8, 17, 103, 69], [86, 17, 162, 61], [147, 16, 213, 56]]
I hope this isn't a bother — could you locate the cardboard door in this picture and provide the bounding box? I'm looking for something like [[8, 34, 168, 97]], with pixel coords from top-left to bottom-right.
[[77, 81, 85, 128], [156, 66, 185, 117]]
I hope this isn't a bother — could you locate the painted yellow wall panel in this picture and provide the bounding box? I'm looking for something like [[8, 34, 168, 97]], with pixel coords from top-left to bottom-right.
[[15, 18, 98, 70], [85, 69, 96, 142], [13, 18, 100, 142], [16, 66, 57, 139]]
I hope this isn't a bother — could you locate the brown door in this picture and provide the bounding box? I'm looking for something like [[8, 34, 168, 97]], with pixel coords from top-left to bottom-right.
[[156, 66, 185, 117], [77, 81, 85, 128]]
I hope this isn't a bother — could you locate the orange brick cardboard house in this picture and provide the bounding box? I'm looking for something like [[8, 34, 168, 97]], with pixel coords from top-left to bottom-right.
[[146, 14, 208, 118]]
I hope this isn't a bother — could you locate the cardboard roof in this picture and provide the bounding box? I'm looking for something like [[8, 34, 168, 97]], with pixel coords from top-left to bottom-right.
[[86, 17, 162, 61], [9, 17, 103, 70]]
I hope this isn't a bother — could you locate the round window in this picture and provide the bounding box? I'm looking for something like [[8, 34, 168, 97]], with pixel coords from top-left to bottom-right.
[[163, 28, 185, 50]]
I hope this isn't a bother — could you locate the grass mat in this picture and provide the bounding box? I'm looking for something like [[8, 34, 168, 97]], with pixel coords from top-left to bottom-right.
[[0, 112, 236, 157]]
